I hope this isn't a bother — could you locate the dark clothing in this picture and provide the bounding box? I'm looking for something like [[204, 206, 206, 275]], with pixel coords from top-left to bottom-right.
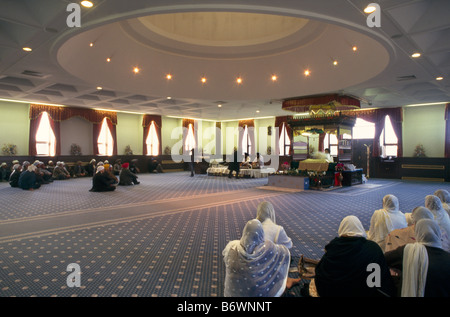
[[74, 165, 87, 177], [228, 150, 240, 178], [89, 172, 116, 192], [385, 244, 450, 297], [0, 167, 10, 181], [9, 170, 20, 187], [189, 149, 195, 176], [18, 171, 41, 190], [148, 159, 163, 173], [86, 163, 96, 177], [314, 236, 396, 297], [118, 168, 139, 186]]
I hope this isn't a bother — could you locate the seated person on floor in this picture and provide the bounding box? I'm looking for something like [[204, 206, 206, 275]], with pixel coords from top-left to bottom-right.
[[73, 161, 87, 178], [89, 166, 116, 192], [0, 162, 10, 182], [86, 159, 96, 177], [256, 201, 292, 249], [240, 152, 252, 169], [309, 216, 395, 297], [148, 157, 164, 173], [367, 194, 408, 252], [129, 159, 140, 174], [18, 165, 41, 191], [53, 161, 71, 180], [8, 164, 22, 187], [118, 163, 139, 186], [252, 153, 264, 169], [425, 195, 450, 252], [222, 219, 291, 297], [113, 159, 122, 176], [384, 219, 450, 297], [434, 189, 450, 216]]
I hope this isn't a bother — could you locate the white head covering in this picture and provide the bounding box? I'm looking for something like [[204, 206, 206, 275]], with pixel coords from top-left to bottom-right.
[[96, 166, 105, 173], [338, 215, 367, 238], [411, 207, 434, 224], [368, 195, 408, 248], [425, 195, 450, 242], [256, 201, 276, 223], [433, 189, 450, 214], [256, 201, 292, 248], [222, 219, 290, 297], [27, 165, 37, 172], [401, 219, 442, 297]]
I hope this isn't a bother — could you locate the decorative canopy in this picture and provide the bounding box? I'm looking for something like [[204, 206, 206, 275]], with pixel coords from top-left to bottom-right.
[[282, 94, 361, 115]]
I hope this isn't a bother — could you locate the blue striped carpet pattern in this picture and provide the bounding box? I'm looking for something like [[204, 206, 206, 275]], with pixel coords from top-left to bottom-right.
[[0, 173, 449, 297]]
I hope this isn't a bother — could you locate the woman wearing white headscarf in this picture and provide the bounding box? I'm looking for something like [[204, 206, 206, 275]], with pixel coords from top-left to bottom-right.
[[434, 189, 450, 216], [222, 219, 290, 297], [385, 219, 450, 297], [385, 206, 434, 253], [368, 194, 408, 251], [425, 195, 450, 252], [312, 216, 395, 297], [256, 201, 292, 249]]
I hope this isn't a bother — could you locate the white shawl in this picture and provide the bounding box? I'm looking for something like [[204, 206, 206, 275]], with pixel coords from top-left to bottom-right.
[[401, 219, 442, 297]]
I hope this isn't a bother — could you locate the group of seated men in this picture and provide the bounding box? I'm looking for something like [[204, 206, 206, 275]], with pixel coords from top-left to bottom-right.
[[0, 158, 141, 191]]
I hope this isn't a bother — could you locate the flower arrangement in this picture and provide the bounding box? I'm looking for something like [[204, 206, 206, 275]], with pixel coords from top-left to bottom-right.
[[413, 144, 426, 157], [124, 145, 133, 155], [280, 161, 290, 172], [2, 143, 17, 155], [335, 163, 344, 172], [70, 143, 82, 156]]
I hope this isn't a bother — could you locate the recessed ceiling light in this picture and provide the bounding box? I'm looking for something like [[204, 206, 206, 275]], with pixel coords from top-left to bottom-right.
[[96, 86, 102, 90], [364, 5, 377, 13], [256, 110, 260, 113], [106, 57, 111, 62], [201, 77, 207, 84], [81, 1, 94, 8], [89, 42, 94, 47], [436, 76, 444, 81], [133, 67, 140, 74], [411, 52, 421, 58], [236, 77, 243, 84], [271, 75, 278, 82], [166, 74, 172, 80], [352, 46, 358, 52], [22, 47, 32, 52], [218, 104, 222, 108], [333, 60, 338, 66], [167, 96, 172, 100], [304, 70, 311, 76]]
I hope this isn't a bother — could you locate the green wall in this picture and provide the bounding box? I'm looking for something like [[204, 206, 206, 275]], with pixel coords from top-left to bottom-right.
[[116, 112, 143, 155], [402, 104, 446, 158], [0, 101, 29, 156]]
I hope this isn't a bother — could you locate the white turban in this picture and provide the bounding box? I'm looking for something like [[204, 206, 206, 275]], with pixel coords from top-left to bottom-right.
[[96, 166, 105, 173]]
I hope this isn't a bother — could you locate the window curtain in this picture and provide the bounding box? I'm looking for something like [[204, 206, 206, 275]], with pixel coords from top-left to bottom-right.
[[142, 115, 162, 156], [93, 118, 117, 156], [445, 103, 450, 158], [30, 104, 117, 156], [373, 108, 403, 157], [275, 116, 291, 155], [341, 108, 402, 157], [182, 118, 196, 154], [28, 111, 61, 156], [238, 119, 255, 155]]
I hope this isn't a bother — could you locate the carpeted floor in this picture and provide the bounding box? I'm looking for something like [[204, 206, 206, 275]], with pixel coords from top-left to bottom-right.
[[0, 172, 449, 297]]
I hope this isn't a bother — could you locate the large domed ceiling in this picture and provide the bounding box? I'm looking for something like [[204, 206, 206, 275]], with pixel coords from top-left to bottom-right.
[[56, 10, 391, 102]]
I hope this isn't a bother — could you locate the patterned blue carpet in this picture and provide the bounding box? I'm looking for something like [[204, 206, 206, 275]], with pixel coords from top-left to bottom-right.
[[0, 172, 449, 297]]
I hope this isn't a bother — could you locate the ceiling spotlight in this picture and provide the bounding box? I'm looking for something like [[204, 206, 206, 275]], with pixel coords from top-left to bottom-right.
[[89, 42, 94, 47], [218, 104, 222, 108], [133, 67, 140, 74], [81, 1, 94, 8], [22, 47, 32, 52], [256, 110, 260, 113], [167, 96, 172, 100], [106, 57, 111, 62], [352, 46, 358, 52], [304, 69, 311, 76], [236, 77, 243, 84], [96, 86, 102, 90], [271, 75, 278, 82], [436, 76, 444, 81], [411, 52, 421, 58], [333, 60, 338, 66], [364, 5, 377, 13], [166, 74, 172, 80], [201, 77, 207, 84]]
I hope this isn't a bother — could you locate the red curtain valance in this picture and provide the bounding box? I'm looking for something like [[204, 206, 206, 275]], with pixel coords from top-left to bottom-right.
[[282, 94, 361, 113], [142, 114, 162, 128], [29, 104, 118, 125], [238, 119, 254, 128]]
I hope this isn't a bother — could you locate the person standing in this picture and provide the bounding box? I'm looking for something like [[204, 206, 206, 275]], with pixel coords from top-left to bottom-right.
[[189, 148, 195, 177]]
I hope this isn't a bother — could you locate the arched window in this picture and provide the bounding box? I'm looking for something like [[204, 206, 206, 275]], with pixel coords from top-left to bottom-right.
[[379, 115, 398, 157], [242, 125, 252, 155], [184, 123, 196, 152], [97, 117, 114, 156], [279, 123, 291, 155], [146, 121, 160, 156], [35, 112, 56, 156]]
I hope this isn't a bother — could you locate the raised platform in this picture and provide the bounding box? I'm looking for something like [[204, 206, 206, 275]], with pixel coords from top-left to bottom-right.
[[267, 174, 310, 191]]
